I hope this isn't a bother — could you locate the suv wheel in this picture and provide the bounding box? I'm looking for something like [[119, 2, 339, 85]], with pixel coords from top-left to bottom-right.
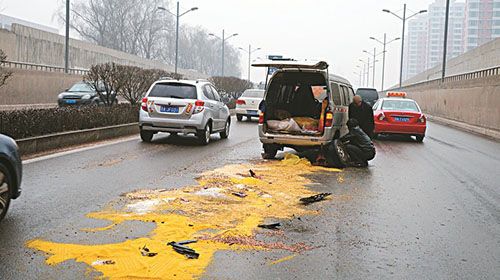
[[220, 119, 230, 139], [262, 144, 278, 159], [0, 163, 12, 222], [197, 123, 211, 145], [140, 129, 154, 143], [237, 114, 243, 122]]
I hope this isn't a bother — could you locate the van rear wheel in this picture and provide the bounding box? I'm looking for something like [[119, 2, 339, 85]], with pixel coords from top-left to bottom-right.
[[262, 144, 278, 159], [237, 115, 243, 122], [416, 135, 425, 142], [197, 123, 211, 145]]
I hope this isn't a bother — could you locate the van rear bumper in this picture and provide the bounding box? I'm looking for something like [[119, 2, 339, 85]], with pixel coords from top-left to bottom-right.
[[258, 124, 336, 147]]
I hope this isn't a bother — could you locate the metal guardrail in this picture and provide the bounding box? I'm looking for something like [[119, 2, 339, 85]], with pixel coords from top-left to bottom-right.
[[399, 65, 500, 90], [0, 60, 89, 75]]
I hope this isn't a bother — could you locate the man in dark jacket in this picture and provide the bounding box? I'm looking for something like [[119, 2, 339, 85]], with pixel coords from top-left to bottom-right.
[[341, 119, 376, 167], [349, 95, 375, 138]]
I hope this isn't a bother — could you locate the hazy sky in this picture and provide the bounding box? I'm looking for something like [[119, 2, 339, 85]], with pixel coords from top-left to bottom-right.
[[1, 0, 436, 88]]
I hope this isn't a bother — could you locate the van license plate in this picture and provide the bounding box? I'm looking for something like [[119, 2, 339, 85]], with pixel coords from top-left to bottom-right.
[[160, 106, 179, 113], [65, 100, 77, 104]]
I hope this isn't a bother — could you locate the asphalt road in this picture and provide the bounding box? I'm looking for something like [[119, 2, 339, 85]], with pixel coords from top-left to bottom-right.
[[0, 119, 499, 279]]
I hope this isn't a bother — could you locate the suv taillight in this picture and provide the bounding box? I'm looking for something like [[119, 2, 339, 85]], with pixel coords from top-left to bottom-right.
[[141, 97, 148, 111], [324, 111, 334, 127], [193, 100, 205, 114], [418, 114, 426, 123], [236, 99, 246, 105]]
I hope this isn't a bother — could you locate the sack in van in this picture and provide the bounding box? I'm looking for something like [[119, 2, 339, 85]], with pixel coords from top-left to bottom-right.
[[267, 119, 302, 133]]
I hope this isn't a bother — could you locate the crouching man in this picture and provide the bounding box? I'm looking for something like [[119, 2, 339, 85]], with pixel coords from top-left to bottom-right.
[[341, 118, 376, 167]]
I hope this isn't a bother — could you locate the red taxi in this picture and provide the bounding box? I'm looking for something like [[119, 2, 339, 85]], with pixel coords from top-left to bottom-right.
[[373, 92, 426, 142]]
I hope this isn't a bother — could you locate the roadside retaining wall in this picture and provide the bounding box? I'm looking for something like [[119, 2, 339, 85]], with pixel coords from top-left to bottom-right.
[[403, 75, 500, 133], [0, 24, 205, 79], [0, 68, 82, 105]]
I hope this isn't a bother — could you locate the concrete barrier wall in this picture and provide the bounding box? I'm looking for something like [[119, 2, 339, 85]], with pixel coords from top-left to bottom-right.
[[404, 76, 500, 132], [403, 38, 500, 86], [0, 68, 82, 105], [0, 24, 205, 79]]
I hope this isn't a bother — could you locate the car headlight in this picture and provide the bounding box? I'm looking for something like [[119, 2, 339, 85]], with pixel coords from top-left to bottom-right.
[[58, 93, 65, 99], [82, 94, 91, 100]]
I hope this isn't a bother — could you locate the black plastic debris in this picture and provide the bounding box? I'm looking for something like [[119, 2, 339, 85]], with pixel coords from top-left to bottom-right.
[[300, 193, 332, 205], [232, 192, 247, 198], [177, 240, 197, 245], [249, 169, 257, 177], [258, 223, 281, 230], [168, 241, 199, 259], [140, 245, 158, 257]]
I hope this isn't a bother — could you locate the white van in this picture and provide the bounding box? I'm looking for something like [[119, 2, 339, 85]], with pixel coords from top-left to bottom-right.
[[252, 61, 354, 159]]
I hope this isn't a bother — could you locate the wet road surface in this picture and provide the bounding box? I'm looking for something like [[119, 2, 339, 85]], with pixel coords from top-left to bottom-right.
[[0, 119, 499, 279]]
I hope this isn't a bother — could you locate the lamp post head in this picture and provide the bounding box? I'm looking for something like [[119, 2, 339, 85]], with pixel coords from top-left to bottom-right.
[[382, 9, 391, 13], [157, 6, 166, 11], [232, 33, 239, 37], [419, 9, 428, 14], [369, 37, 376, 40], [208, 33, 215, 37], [395, 37, 401, 41], [191, 7, 199, 11]]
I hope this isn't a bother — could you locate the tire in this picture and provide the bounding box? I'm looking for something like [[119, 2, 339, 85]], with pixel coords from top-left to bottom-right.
[[416, 135, 425, 142], [262, 144, 278, 159], [140, 130, 154, 143], [197, 123, 211, 145], [170, 132, 178, 137], [246, 116, 252, 122], [237, 114, 243, 122], [333, 140, 350, 166], [0, 163, 12, 222], [220, 119, 230, 139]]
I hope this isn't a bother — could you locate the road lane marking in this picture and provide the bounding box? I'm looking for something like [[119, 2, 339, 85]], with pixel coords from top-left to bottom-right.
[[27, 154, 341, 279], [23, 136, 139, 165]]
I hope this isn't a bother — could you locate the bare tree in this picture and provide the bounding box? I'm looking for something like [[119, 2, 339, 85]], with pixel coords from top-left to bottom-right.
[[58, 0, 242, 77], [85, 63, 122, 106], [0, 49, 12, 88], [209, 76, 253, 99]]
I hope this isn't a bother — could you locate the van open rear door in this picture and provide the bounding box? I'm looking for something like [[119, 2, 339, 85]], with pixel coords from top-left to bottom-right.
[[252, 60, 329, 70]]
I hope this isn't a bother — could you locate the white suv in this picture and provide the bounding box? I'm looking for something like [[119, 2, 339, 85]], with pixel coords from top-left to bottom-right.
[[139, 79, 231, 145]]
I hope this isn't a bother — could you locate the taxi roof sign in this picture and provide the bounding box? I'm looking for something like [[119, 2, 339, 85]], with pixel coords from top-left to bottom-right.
[[386, 91, 407, 98]]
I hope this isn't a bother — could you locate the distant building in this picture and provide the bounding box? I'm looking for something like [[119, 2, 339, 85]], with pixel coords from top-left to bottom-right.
[[463, 0, 500, 51], [0, 13, 58, 34], [404, 15, 428, 81], [426, 0, 465, 69]]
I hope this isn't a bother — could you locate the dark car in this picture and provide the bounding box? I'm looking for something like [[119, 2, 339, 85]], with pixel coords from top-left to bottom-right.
[[58, 81, 117, 107], [355, 88, 379, 107], [0, 134, 22, 222]]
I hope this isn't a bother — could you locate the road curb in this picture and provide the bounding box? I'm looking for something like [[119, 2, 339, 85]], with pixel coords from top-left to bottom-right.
[[17, 123, 139, 156], [427, 115, 500, 141]]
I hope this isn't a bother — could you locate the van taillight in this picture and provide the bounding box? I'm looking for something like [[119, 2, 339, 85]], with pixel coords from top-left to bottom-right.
[[325, 112, 334, 127], [236, 99, 246, 105], [195, 100, 205, 107], [141, 97, 148, 111], [259, 112, 264, 124]]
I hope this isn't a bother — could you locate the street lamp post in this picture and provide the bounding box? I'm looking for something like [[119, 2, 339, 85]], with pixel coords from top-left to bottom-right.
[[65, 0, 70, 74], [359, 58, 370, 87], [209, 30, 238, 77], [370, 34, 401, 90], [239, 45, 261, 81], [364, 48, 377, 88], [383, 5, 427, 88], [442, 0, 451, 81], [158, 2, 198, 76]]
